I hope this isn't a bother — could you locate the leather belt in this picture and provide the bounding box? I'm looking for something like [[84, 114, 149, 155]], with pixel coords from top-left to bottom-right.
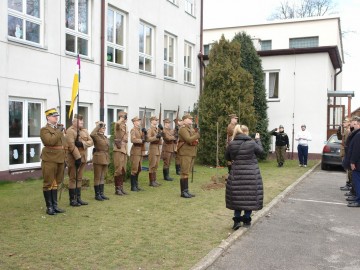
[[133, 143, 143, 147], [45, 145, 64, 150]]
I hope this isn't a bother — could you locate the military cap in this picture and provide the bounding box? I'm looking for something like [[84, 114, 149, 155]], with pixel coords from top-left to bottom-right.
[[229, 114, 238, 119], [73, 114, 83, 120], [301, 124, 306, 128], [279, 124, 284, 128], [163, 118, 171, 123], [150, 116, 158, 121], [45, 108, 59, 117], [118, 111, 127, 118], [343, 117, 350, 123], [132, 116, 141, 122], [173, 118, 182, 122], [182, 114, 193, 120]]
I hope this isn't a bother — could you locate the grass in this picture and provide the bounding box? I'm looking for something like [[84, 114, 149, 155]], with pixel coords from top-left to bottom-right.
[[0, 159, 318, 270]]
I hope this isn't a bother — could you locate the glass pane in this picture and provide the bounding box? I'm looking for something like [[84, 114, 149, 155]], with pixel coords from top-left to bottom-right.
[[9, 144, 24, 165], [9, 101, 23, 138], [107, 9, 114, 43], [145, 26, 152, 55], [27, 0, 40, 18], [78, 0, 88, 34], [107, 46, 114, 62], [168, 65, 174, 78], [8, 0, 23, 12], [188, 47, 192, 68], [28, 102, 41, 137], [66, 33, 75, 52], [164, 64, 168, 77], [78, 106, 88, 129], [65, 105, 87, 129], [139, 24, 144, 53], [115, 48, 123, 65], [78, 37, 88, 56], [169, 37, 174, 62], [269, 72, 279, 98], [107, 108, 114, 135], [115, 12, 124, 45], [26, 143, 40, 163], [26, 21, 40, 43], [65, 0, 75, 30], [139, 56, 144, 70], [145, 58, 151, 72], [8, 15, 23, 39], [164, 36, 168, 61]]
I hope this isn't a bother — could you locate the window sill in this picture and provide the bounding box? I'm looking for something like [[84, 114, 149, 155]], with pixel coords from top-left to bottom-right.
[[267, 98, 280, 102], [184, 82, 195, 87], [107, 62, 128, 71], [185, 11, 196, 19], [167, 1, 179, 8], [65, 52, 94, 62], [7, 36, 47, 50], [164, 77, 177, 83], [139, 70, 155, 77]]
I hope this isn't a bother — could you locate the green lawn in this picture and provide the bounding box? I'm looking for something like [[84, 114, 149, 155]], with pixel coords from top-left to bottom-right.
[[0, 159, 318, 270]]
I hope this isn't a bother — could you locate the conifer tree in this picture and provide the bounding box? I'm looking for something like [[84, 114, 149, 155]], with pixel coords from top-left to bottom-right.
[[233, 32, 270, 158], [198, 35, 256, 165]]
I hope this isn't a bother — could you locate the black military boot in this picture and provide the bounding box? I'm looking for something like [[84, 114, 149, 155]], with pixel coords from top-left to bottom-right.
[[43, 190, 56, 215], [163, 168, 174, 181], [242, 216, 252, 227], [175, 164, 181, 175], [94, 185, 104, 201], [69, 189, 81, 207], [232, 217, 242, 230], [99, 184, 109, 200], [130, 174, 138, 191], [119, 175, 128, 195], [182, 178, 195, 197], [76, 188, 88, 205], [180, 179, 191, 198], [51, 189, 65, 213], [135, 173, 143, 191]]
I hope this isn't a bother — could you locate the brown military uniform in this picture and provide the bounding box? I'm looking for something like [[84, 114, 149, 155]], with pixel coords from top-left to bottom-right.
[[162, 127, 176, 169], [66, 125, 93, 189], [130, 126, 144, 175], [113, 119, 128, 176], [178, 125, 200, 178], [147, 124, 162, 186]]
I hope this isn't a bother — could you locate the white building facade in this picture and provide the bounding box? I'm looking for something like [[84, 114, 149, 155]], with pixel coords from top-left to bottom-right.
[[203, 17, 345, 155], [1, 0, 201, 179]]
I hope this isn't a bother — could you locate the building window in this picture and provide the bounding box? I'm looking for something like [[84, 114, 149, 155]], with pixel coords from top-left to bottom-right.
[[107, 107, 126, 136], [184, 42, 194, 84], [65, 0, 90, 56], [65, 105, 89, 130], [164, 110, 176, 128], [9, 99, 43, 168], [204, 44, 212, 55], [185, 0, 195, 16], [263, 71, 280, 99], [139, 22, 154, 73], [107, 7, 126, 66], [261, 40, 272, 50], [8, 0, 43, 45], [289, 36, 319, 48], [164, 33, 176, 79]]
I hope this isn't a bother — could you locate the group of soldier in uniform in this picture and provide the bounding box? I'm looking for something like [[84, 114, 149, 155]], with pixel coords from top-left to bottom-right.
[[40, 107, 200, 215]]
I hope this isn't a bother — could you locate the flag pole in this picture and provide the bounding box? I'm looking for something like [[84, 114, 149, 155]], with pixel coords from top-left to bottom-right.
[[75, 54, 80, 200]]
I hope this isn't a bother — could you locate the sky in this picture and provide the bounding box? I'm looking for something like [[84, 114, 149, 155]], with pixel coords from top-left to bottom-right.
[[203, 0, 360, 110]]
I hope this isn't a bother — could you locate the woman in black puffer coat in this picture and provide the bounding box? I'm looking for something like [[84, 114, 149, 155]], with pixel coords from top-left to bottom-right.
[[225, 124, 264, 230]]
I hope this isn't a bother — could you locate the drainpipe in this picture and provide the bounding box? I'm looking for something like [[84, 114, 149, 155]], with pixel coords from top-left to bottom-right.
[[100, 0, 105, 121], [333, 67, 342, 124], [197, 0, 204, 96]]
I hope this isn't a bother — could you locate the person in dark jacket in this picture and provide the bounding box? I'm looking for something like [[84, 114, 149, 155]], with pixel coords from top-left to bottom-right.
[[270, 125, 289, 167], [225, 124, 264, 230]]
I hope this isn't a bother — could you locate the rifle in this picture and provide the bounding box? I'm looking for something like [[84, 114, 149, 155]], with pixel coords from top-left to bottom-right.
[[141, 107, 147, 155], [158, 103, 163, 130], [174, 105, 180, 128]]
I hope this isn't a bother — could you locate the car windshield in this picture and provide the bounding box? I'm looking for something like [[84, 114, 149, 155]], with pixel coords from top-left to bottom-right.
[[328, 134, 341, 144]]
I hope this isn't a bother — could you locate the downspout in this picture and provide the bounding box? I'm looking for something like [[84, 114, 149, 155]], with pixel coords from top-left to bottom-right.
[[332, 67, 342, 125], [197, 0, 204, 96], [100, 0, 105, 121]]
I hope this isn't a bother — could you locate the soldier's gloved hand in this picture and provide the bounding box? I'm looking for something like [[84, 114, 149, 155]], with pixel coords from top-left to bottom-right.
[[57, 124, 65, 132], [158, 124, 163, 130], [75, 140, 83, 148], [141, 128, 147, 135], [75, 158, 81, 169], [156, 132, 162, 139]]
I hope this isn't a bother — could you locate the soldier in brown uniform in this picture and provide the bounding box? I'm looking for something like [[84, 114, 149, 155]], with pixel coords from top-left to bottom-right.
[[226, 114, 238, 172], [147, 116, 163, 187], [40, 108, 66, 215], [177, 114, 200, 198], [162, 118, 176, 181], [113, 112, 129, 195], [130, 116, 146, 191], [66, 114, 94, 206], [174, 118, 183, 175], [90, 121, 110, 201]]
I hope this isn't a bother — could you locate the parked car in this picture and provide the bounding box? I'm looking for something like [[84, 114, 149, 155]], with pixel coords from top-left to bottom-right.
[[321, 134, 343, 170]]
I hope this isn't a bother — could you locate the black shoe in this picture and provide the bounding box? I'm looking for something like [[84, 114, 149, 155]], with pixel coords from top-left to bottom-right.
[[344, 192, 354, 197], [181, 190, 192, 198], [51, 190, 65, 213], [277, 163, 281, 167], [347, 202, 360, 207], [340, 185, 351, 191], [99, 184, 110, 200], [346, 196, 357, 202], [232, 217, 242, 230], [242, 216, 252, 226]]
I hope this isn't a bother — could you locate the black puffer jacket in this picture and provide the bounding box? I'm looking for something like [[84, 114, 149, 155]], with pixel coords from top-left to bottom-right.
[[225, 134, 264, 211]]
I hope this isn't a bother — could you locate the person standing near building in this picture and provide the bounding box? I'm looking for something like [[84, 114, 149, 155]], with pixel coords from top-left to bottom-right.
[[147, 116, 163, 187], [270, 125, 289, 167], [226, 114, 238, 172], [337, 118, 352, 191], [90, 121, 110, 201], [177, 114, 200, 198], [130, 116, 145, 191], [40, 108, 66, 215], [174, 117, 183, 175], [113, 112, 129, 196], [295, 124, 312, 167], [66, 114, 94, 206], [225, 125, 264, 230], [162, 118, 176, 181]]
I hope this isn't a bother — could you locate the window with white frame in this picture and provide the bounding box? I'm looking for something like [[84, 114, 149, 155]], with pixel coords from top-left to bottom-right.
[[261, 40, 272, 51], [9, 98, 43, 168], [107, 7, 126, 66], [164, 33, 176, 79], [65, 0, 90, 56], [139, 22, 154, 73], [107, 107, 127, 136], [164, 110, 176, 128], [184, 42, 194, 84], [185, 0, 195, 16], [289, 36, 319, 48], [263, 71, 280, 99], [8, 0, 43, 45]]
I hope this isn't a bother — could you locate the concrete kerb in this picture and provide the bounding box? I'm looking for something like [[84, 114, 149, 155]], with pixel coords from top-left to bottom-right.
[[190, 162, 320, 270]]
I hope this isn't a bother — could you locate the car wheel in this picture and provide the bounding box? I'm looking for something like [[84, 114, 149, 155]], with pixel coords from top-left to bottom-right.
[[321, 162, 327, 170]]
